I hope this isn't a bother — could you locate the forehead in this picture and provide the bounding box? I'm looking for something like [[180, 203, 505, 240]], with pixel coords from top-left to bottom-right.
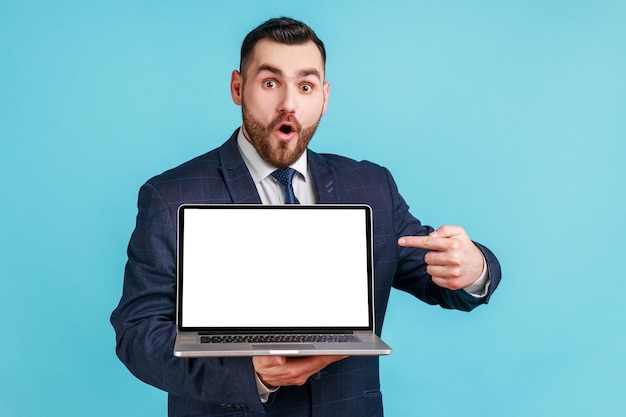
[[246, 39, 325, 79]]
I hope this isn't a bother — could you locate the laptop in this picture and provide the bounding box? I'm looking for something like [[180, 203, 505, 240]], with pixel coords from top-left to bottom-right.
[[173, 204, 392, 357]]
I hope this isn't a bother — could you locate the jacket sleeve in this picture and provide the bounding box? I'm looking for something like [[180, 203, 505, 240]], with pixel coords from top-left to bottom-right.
[[110, 182, 265, 413], [383, 168, 502, 311]]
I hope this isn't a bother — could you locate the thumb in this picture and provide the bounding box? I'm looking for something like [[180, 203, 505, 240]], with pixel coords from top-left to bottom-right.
[[255, 355, 287, 367], [268, 355, 287, 366], [431, 225, 464, 239]]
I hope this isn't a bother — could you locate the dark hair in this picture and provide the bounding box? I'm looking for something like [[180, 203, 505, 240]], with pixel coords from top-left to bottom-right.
[[240, 17, 326, 74]]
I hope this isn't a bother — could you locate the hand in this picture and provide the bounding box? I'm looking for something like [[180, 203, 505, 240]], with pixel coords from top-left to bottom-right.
[[252, 355, 347, 388], [398, 225, 484, 290]]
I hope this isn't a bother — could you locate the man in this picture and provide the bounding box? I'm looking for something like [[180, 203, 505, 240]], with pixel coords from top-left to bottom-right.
[[111, 17, 501, 417]]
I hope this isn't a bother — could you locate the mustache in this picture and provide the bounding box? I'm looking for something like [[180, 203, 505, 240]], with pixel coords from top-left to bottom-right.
[[270, 114, 302, 132]]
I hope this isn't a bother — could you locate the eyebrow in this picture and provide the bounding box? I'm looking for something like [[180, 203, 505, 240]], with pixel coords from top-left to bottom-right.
[[256, 64, 322, 80]]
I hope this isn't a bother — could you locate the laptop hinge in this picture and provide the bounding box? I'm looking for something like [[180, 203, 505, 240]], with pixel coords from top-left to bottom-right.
[[198, 329, 355, 335]]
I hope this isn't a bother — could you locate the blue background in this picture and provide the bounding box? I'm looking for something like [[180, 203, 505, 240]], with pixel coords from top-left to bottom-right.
[[1, 1, 625, 416]]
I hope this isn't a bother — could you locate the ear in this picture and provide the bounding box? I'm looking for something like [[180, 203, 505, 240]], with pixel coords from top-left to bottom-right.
[[230, 70, 243, 105], [321, 81, 330, 116]]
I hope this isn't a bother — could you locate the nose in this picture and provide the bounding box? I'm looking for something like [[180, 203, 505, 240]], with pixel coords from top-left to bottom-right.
[[277, 85, 296, 114]]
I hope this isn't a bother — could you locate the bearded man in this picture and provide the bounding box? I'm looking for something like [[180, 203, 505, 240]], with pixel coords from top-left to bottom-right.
[[111, 17, 501, 417]]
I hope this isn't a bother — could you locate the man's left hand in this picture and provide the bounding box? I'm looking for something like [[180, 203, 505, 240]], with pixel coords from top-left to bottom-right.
[[398, 225, 484, 290]]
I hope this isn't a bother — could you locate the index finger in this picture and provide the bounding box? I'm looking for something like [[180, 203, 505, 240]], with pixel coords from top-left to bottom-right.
[[398, 235, 446, 251]]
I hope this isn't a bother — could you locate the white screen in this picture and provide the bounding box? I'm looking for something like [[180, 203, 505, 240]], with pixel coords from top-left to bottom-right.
[[180, 207, 371, 328]]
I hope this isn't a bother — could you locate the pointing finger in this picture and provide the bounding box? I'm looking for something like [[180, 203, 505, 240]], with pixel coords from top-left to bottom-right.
[[398, 235, 446, 251]]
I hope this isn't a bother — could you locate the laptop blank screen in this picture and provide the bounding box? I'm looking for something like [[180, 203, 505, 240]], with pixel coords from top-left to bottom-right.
[[178, 205, 373, 330]]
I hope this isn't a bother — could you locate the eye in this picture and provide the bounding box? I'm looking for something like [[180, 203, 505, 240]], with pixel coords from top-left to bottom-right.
[[263, 79, 278, 89], [299, 83, 314, 93]]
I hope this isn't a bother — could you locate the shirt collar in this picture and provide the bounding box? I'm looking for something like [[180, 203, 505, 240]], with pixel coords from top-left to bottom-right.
[[236, 127, 309, 184]]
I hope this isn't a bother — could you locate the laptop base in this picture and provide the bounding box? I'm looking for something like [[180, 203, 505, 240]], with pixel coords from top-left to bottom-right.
[[174, 331, 392, 357]]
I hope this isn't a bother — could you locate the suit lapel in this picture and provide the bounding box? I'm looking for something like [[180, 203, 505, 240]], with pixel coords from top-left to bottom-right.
[[217, 130, 262, 204], [308, 150, 339, 204]]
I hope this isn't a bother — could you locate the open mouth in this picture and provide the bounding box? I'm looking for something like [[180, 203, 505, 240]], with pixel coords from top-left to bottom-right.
[[278, 124, 293, 134]]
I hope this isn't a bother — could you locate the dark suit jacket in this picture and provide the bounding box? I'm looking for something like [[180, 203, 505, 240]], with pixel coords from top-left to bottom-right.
[[111, 129, 501, 416]]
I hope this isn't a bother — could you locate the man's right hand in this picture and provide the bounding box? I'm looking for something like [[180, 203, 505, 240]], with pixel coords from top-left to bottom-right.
[[252, 355, 347, 388]]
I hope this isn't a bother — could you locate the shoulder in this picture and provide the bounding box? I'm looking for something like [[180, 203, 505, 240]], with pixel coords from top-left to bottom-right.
[[147, 147, 221, 187], [137, 130, 248, 205], [146, 130, 240, 189], [309, 151, 404, 210], [312, 150, 393, 184], [313, 148, 387, 170]]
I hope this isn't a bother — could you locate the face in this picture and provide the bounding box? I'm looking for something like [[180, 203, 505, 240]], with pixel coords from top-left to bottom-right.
[[231, 39, 330, 167]]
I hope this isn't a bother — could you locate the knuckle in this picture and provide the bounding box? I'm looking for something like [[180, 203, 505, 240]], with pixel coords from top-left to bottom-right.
[[287, 368, 300, 379], [295, 375, 309, 386], [449, 256, 462, 267], [431, 277, 443, 286], [449, 266, 462, 279], [448, 282, 463, 290]]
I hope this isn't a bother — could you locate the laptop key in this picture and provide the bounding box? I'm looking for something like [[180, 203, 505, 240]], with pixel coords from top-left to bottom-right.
[[200, 334, 359, 344]]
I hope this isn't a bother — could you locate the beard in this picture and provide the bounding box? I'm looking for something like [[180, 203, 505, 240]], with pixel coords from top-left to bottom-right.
[[242, 103, 321, 168]]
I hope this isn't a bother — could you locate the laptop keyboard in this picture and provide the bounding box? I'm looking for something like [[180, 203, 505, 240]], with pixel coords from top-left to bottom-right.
[[200, 334, 360, 344]]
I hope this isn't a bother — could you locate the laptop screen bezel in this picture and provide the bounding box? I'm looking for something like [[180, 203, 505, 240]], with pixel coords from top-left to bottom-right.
[[176, 204, 375, 334]]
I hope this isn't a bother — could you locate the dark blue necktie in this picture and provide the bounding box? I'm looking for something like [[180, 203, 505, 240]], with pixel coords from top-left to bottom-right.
[[271, 167, 300, 204]]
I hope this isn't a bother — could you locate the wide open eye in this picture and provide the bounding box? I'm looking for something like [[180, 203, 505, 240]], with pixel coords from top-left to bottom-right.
[[299, 84, 313, 93], [264, 80, 277, 88]]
